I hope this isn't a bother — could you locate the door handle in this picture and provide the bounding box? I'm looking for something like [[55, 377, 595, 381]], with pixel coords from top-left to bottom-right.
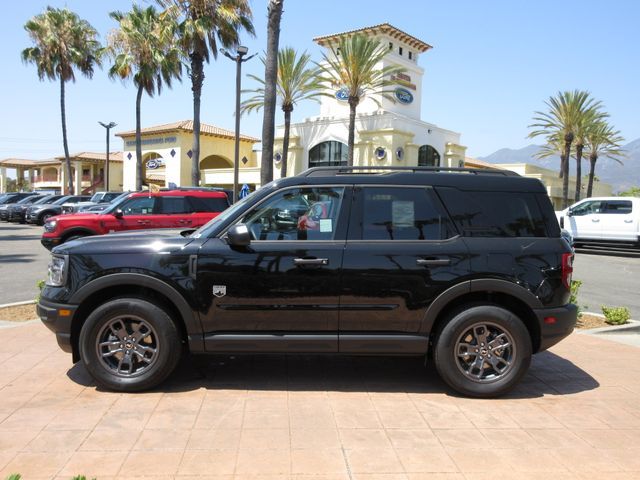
[[624, 219, 633, 223], [591, 218, 600, 222], [417, 258, 451, 266], [177, 219, 192, 224], [294, 258, 329, 266], [137, 219, 150, 225]]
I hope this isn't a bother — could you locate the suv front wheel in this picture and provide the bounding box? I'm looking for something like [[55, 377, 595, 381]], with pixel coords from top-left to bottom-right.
[[79, 298, 182, 392], [434, 305, 532, 398]]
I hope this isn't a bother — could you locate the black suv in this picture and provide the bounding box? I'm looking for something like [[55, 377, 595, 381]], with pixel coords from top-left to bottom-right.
[[37, 167, 577, 397]]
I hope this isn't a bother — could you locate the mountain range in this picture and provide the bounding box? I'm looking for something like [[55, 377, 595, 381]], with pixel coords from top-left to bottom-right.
[[479, 138, 640, 193]]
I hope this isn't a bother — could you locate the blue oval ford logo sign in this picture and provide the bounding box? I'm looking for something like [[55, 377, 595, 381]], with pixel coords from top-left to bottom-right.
[[146, 158, 163, 169], [335, 88, 349, 102], [395, 88, 413, 104]]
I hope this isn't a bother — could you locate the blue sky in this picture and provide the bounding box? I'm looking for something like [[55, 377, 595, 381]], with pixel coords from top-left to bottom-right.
[[1, 0, 638, 165]]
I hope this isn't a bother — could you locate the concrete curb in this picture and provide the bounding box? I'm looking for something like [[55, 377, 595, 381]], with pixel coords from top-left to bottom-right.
[[579, 319, 640, 336], [0, 300, 36, 309]]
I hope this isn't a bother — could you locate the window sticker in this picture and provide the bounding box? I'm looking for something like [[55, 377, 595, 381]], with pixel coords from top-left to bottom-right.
[[392, 201, 414, 227], [319, 218, 333, 233]]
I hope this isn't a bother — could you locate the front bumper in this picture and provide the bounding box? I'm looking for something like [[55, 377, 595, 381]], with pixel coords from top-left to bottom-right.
[[37, 299, 77, 355], [534, 303, 578, 352], [41, 236, 62, 250]]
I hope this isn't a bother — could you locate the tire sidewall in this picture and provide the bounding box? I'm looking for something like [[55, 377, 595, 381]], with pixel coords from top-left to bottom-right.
[[79, 298, 181, 392], [434, 305, 532, 398]]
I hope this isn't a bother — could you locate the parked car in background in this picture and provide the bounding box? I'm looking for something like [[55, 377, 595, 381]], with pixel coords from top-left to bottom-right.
[[61, 191, 124, 214], [38, 166, 576, 397], [25, 195, 91, 226], [41, 188, 230, 250], [556, 197, 640, 248], [74, 192, 131, 213], [0, 193, 41, 220], [7, 195, 65, 223]]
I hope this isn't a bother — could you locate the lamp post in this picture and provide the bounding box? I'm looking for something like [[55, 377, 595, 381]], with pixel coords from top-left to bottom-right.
[[98, 121, 117, 191], [222, 46, 256, 203]]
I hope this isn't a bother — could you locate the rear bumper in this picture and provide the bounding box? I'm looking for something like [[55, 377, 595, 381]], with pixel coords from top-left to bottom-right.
[[37, 299, 77, 354], [534, 303, 578, 352]]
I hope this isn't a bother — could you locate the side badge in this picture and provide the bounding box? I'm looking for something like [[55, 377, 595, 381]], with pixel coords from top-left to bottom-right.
[[212, 285, 226, 298]]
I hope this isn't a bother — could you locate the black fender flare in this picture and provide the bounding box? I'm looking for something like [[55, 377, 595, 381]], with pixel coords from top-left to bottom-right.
[[421, 278, 542, 334], [69, 273, 203, 351], [62, 228, 97, 240]]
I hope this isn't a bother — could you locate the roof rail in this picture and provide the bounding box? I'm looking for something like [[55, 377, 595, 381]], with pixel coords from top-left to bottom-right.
[[298, 166, 519, 177]]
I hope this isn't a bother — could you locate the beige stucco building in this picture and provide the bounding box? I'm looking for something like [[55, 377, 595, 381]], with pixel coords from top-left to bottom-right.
[[0, 152, 123, 194], [115, 120, 259, 191]]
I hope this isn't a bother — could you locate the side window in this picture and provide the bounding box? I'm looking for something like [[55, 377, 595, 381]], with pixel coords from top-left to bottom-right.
[[120, 197, 156, 216], [239, 187, 344, 241], [160, 197, 189, 214], [571, 200, 602, 216], [603, 200, 632, 214], [188, 196, 230, 213], [361, 187, 452, 240]]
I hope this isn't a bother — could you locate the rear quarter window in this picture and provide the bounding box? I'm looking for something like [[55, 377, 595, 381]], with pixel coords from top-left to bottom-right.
[[188, 196, 230, 213], [435, 187, 556, 237]]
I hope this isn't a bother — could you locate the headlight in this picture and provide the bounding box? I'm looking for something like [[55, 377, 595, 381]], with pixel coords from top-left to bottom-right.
[[44, 220, 57, 232], [46, 254, 68, 287]]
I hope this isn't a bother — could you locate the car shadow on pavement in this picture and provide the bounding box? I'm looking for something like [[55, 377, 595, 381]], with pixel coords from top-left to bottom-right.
[[0, 253, 37, 263], [66, 350, 599, 398], [0, 235, 41, 241]]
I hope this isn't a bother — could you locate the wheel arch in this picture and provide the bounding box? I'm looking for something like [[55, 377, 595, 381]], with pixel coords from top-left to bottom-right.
[[61, 227, 97, 242], [424, 279, 542, 353], [68, 273, 203, 362]]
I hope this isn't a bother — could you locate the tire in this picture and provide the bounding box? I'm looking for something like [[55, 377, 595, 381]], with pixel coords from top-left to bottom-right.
[[433, 305, 532, 398], [79, 298, 182, 392], [40, 212, 54, 225]]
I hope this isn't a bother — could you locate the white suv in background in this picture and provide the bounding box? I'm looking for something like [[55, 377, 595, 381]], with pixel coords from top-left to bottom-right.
[[556, 197, 640, 247]]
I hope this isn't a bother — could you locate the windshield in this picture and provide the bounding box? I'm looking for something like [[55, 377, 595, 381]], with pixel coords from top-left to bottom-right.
[[191, 189, 259, 238], [51, 196, 72, 205], [16, 196, 38, 205], [89, 193, 102, 202], [32, 195, 54, 205]]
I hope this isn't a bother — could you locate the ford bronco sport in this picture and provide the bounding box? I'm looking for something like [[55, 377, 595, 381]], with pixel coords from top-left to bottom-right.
[[37, 167, 577, 397]]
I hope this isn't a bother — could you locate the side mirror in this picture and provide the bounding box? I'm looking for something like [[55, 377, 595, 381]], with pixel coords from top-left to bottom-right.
[[566, 208, 573, 217], [227, 224, 251, 247], [114, 208, 124, 219]]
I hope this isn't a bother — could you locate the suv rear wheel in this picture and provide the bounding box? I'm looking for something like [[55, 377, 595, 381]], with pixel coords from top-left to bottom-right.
[[79, 298, 182, 392], [434, 305, 532, 398]]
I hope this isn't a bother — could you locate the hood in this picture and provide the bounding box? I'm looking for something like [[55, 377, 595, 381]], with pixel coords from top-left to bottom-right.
[[31, 203, 62, 212], [52, 228, 198, 255], [50, 212, 107, 223]]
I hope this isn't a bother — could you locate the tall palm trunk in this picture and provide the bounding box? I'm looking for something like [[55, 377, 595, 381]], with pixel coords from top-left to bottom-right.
[[60, 77, 73, 194], [190, 52, 204, 186], [347, 97, 358, 166], [260, 0, 284, 186], [280, 106, 291, 178], [135, 83, 144, 190], [562, 133, 573, 209], [574, 143, 584, 202], [587, 153, 598, 198]]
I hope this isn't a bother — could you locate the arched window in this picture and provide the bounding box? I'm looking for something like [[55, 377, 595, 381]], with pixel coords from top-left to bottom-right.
[[309, 141, 348, 168], [418, 145, 440, 167]]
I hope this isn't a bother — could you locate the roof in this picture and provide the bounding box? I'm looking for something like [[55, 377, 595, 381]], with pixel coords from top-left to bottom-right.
[[0, 158, 60, 168], [313, 23, 432, 53], [53, 152, 123, 163], [464, 157, 504, 169], [116, 120, 260, 143]]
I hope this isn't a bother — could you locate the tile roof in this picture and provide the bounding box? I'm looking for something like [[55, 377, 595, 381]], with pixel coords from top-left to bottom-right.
[[115, 120, 260, 142], [54, 152, 123, 162], [313, 23, 432, 52], [0, 158, 60, 167]]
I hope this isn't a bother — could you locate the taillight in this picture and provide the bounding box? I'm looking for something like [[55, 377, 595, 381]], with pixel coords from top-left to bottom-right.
[[561, 252, 573, 290]]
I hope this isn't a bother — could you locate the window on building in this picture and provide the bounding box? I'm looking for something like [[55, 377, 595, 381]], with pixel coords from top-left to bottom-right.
[[418, 145, 441, 167], [388, 42, 393, 50], [408, 51, 413, 60], [399, 46, 403, 55], [309, 141, 348, 168], [361, 187, 452, 240]]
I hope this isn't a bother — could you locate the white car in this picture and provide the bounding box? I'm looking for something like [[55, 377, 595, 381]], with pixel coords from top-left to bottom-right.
[[556, 197, 640, 247]]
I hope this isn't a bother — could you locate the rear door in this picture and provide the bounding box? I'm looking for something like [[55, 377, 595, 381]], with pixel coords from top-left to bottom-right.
[[599, 199, 636, 241], [188, 195, 230, 227], [339, 185, 470, 353], [157, 195, 191, 229]]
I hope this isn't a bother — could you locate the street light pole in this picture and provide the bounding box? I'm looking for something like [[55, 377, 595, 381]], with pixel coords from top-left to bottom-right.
[[99, 121, 117, 191], [222, 46, 256, 203]]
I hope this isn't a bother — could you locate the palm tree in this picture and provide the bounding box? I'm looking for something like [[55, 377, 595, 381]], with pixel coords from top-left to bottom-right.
[[260, 0, 284, 186], [584, 121, 625, 197], [529, 90, 602, 208], [573, 108, 608, 202], [319, 34, 405, 166], [241, 48, 324, 178], [159, 0, 254, 186], [22, 7, 101, 195], [108, 5, 182, 191]]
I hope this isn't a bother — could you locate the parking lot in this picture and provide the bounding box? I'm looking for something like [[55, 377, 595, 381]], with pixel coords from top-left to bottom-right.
[[1, 222, 639, 318]]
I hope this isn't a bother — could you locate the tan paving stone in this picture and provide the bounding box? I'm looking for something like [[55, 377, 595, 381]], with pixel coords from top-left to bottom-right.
[[1, 451, 71, 478], [79, 427, 142, 451], [119, 450, 183, 476], [395, 446, 459, 473], [58, 450, 125, 477], [133, 427, 192, 451], [239, 427, 290, 450], [24, 429, 89, 452], [235, 448, 291, 475], [290, 448, 348, 475], [433, 429, 486, 449], [186, 428, 242, 451], [290, 428, 341, 449], [334, 409, 383, 429], [345, 447, 404, 474], [385, 429, 440, 449], [177, 450, 237, 475]]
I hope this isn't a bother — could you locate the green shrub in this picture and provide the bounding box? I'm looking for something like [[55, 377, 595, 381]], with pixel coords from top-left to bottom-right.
[[601, 306, 631, 325], [570, 280, 583, 317], [5, 474, 22, 480], [35, 279, 45, 302]]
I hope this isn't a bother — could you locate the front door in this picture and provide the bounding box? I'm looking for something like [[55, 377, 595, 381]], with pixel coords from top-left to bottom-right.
[[565, 199, 603, 240], [339, 186, 470, 353], [101, 195, 159, 232], [196, 186, 351, 353]]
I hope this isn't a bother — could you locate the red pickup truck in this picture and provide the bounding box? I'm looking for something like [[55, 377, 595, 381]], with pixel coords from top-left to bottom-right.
[[41, 189, 229, 250]]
